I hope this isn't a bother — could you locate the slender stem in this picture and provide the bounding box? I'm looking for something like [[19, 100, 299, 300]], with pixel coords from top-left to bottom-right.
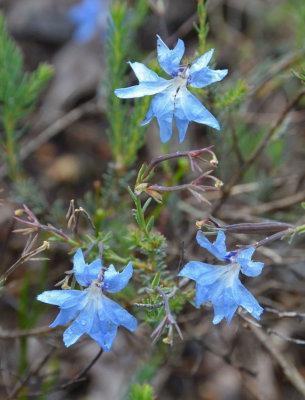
[[142, 146, 215, 180], [4, 118, 20, 181], [105, 252, 152, 271], [60, 347, 104, 390], [0, 241, 49, 283], [202, 220, 295, 234], [250, 228, 295, 249]]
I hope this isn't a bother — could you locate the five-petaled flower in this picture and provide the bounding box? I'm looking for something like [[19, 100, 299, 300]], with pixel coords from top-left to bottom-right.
[[37, 249, 137, 350], [115, 35, 228, 143], [68, 0, 109, 43], [178, 231, 264, 324]]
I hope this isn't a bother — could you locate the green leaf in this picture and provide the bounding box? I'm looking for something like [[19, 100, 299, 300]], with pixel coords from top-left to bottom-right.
[[0, 13, 53, 180], [128, 383, 154, 400], [146, 216, 154, 233], [214, 79, 249, 110], [142, 198, 152, 213], [127, 186, 138, 203], [151, 272, 160, 289]]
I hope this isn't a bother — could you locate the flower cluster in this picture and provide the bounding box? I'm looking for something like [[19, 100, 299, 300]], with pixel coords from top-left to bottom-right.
[[38, 249, 137, 350], [178, 231, 264, 324], [37, 35, 265, 349], [115, 35, 227, 143]]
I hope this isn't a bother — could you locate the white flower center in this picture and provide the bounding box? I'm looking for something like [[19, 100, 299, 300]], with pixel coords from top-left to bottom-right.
[[222, 263, 240, 287], [84, 280, 102, 309], [172, 65, 190, 92]]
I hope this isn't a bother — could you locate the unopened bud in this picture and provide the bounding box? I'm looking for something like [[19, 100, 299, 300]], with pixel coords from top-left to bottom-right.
[[42, 241, 50, 249], [135, 183, 148, 195], [215, 179, 223, 188], [210, 155, 218, 166], [196, 220, 205, 230], [61, 276, 71, 290], [162, 336, 173, 345], [14, 209, 24, 217]]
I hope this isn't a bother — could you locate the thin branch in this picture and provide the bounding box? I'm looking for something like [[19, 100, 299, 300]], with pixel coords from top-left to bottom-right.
[[238, 188, 305, 215], [0, 238, 49, 283], [134, 287, 177, 309], [213, 88, 305, 213], [267, 330, 305, 346], [0, 100, 101, 180], [202, 342, 257, 378], [265, 307, 305, 319], [251, 47, 305, 97], [5, 348, 54, 400], [151, 286, 183, 345], [0, 325, 56, 340], [141, 146, 217, 180], [243, 319, 305, 397], [13, 347, 104, 398], [60, 347, 104, 390]]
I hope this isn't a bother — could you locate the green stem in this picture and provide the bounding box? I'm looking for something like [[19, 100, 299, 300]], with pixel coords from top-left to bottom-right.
[[105, 252, 152, 271], [5, 118, 20, 181]]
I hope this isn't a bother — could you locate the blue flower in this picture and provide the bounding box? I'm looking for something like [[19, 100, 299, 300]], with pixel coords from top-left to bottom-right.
[[178, 231, 264, 324], [115, 35, 228, 143], [37, 249, 137, 350], [68, 0, 109, 43]]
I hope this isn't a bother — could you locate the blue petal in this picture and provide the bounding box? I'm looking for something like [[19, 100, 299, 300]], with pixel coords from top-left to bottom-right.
[[87, 259, 103, 282], [233, 280, 263, 320], [37, 290, 83, 307], [101, 295, 137, 331], [189, 67, 228, 89], [189, 49, 214, 73], [212, 286, 238, 324], [141, 88, 176, 143], [73, 249, 88, 286], [157, 35, 185, 76], [196, 230, 227, 261], [237, 248, 264, 277], [95, 305, 118, 351], [50, 306, 80, 328], [128, 62, 161, 82], [223, 289, 239, 324], [178, 261, 209, 281], [196, 265, 226, 286], [174, 88, 220, 132], [103, 262, 133, 293], [63, 302, 96, 347], [73, 249, 102, 286], [195, 282, 213, 307], [174, 116, 189, 143], [114, 80, 170, 99]]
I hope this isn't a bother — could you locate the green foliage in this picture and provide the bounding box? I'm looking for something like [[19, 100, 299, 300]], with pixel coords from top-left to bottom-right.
[[105, 0, 150, 169], [0, 13, 53, 180], [128, 383, 155, 400], [9, 178, 47, 215], [194, 0, 209, 55], [292, 67, 305, 85], [268, 0, 305, 47], [126, 186, 167, 283], [214, 80, 249, 110]]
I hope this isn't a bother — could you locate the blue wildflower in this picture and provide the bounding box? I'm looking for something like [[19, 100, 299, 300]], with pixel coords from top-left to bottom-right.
[[178, 231, 264, 324], [115, 35, 228, 143], [68, 0, 109, 43], [37, 249, 137, 350]]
